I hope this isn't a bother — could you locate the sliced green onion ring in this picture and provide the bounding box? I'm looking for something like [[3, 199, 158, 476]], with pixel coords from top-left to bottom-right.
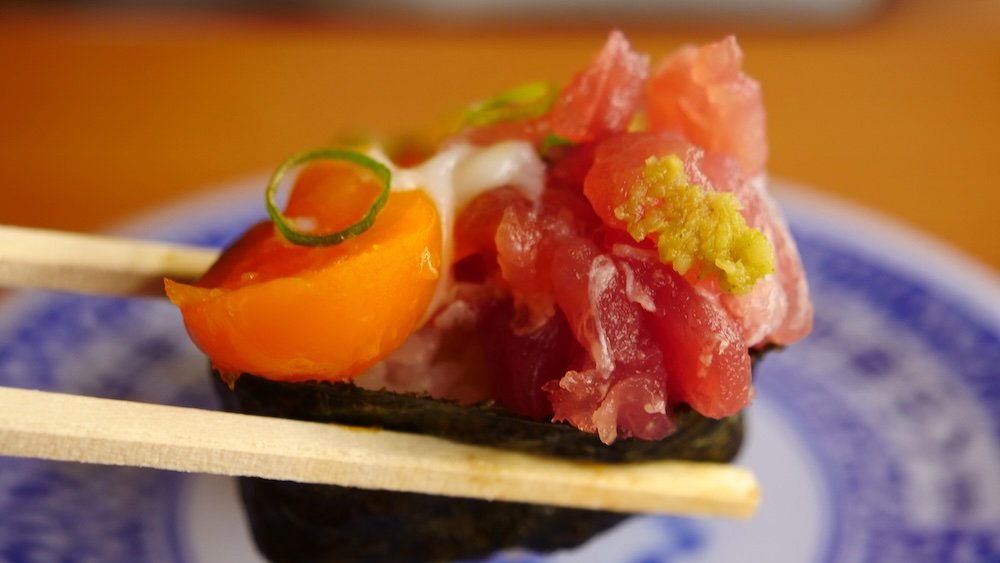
[[265, 148, 391, 247], [540, 133, 575, 155], [462, 81, 557, 128]]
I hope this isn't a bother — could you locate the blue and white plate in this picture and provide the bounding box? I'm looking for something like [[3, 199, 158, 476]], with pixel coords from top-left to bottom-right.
[[1, 179, 998, 562]]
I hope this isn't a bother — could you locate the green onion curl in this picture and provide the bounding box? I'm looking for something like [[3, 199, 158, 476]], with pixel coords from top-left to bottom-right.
[[462, 81, 557, 128], [265, 148, 391, 247], [540, 133, 575, 156]]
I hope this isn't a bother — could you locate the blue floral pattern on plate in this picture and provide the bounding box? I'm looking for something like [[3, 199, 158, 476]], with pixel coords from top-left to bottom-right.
[[0, 183, 998, 562]]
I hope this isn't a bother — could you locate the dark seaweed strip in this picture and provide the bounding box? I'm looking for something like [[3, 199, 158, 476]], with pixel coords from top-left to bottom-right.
[[241, 478, 625, 563], [215, 373, 744, 463]]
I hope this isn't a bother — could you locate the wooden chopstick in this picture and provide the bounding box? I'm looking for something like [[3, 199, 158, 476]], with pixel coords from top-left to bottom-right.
[[0, 225, 219, 297], [0, 386, 759, 517]]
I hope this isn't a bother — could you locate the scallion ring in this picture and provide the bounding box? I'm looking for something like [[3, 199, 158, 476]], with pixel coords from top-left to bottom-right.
[[540, 133, 575, 156], [265, 148, 391, 247], [462, 81, 557, 128]]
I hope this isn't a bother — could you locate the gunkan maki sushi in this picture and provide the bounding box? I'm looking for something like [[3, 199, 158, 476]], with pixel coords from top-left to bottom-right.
[[166, 31, 813, 562]]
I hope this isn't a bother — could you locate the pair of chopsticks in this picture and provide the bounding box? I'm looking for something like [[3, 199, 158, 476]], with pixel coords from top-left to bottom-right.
[[0, 224, 759, 518]]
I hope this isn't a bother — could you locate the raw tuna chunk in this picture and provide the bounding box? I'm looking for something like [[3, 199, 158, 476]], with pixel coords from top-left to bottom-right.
[[646, 35, 768, 177]]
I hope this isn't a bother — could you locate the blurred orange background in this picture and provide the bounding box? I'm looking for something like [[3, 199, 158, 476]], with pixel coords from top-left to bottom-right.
[[1, 0, 997, 271]]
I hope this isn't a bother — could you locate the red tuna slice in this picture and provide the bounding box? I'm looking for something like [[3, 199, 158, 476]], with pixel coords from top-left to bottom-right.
[[483, 301, 578, 420], [584, 131, 812, 346], [461, 30, 648, 148], [740, 179, 813, 344], [544, 236, 676, 444], [547, 30, 650, 143], [646, 35, 768, 177], [592, 375, 675, 444], [457, 186, 601, 331], [695, 151, 813, 345], [612, 246, 752, 419], [454, 186, 529, 264]]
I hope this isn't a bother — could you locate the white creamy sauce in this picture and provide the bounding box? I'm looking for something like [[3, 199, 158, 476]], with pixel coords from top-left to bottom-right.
[[364, 140, 545, 318]]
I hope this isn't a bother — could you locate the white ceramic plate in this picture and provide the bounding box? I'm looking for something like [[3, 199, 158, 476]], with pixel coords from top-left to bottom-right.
[[1, 179, 998, 562]]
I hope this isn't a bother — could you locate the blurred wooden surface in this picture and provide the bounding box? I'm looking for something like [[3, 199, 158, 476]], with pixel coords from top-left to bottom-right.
[[0, 0, 998, 272]]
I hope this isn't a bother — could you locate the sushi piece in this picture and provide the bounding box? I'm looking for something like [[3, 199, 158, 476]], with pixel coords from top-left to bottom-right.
[[166, 31, 812, 562]]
